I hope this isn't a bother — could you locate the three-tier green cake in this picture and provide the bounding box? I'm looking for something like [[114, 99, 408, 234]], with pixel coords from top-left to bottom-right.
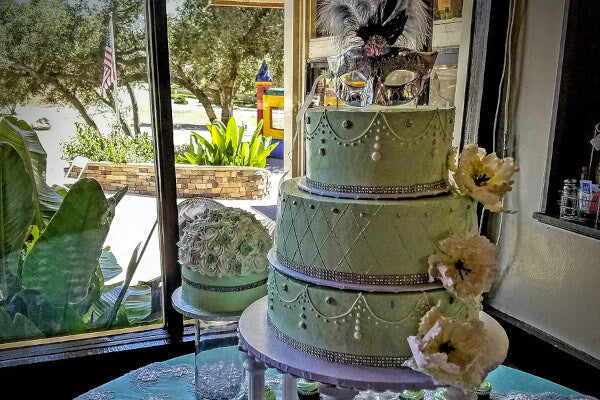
[[266, 106, 478, 367]]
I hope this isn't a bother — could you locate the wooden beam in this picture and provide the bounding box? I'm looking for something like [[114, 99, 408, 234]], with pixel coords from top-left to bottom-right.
[[283, 0, 311, 177], [208, 0, 284, 8]]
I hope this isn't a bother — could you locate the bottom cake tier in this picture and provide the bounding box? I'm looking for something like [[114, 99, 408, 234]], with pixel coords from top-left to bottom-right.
[[267, 267, 452, 367]]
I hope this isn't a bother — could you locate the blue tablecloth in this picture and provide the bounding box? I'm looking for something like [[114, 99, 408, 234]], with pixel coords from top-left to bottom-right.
[[75, 346, 595, 400]]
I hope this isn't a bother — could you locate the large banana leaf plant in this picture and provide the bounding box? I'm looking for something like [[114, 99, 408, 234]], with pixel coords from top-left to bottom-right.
[[0, 118, 152, 343], [0, 116, 63, 228], [177, 117, 278, 168]]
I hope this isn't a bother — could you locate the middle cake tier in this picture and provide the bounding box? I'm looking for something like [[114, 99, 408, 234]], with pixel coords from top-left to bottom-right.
[[277, 178, 477, 286]]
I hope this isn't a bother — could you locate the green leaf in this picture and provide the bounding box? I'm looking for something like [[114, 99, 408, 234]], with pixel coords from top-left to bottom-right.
[[92, 220, 156, 328], [71, 266, 102, 317], [211, 124, 226, 153], [89, 283, 151, 325], [0, 269, 21, 305], [99, 248, 122, 282], [225, 116, 239, 152], [15, 289, 85, 336], [0, 117, 63, 227], [0, 308, 44, 342], [240, 143, 250, 166], [184, 153, 197, 164], [193, 132, 213, 152], [237, 125, 244, 154], [0, 143, 35, 300], [256, 142, 279, 168], [52, 184, 68, 198], [21, 179, 123, 311], [109, 185, 128, 206]]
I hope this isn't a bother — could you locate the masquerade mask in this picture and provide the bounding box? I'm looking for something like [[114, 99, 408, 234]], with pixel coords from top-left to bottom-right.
[[319, 0, 435, 106], [328, 46, 437, 107]]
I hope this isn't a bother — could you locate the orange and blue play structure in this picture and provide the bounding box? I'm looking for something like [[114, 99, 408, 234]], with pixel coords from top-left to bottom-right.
[[256, 60, 283, 158]]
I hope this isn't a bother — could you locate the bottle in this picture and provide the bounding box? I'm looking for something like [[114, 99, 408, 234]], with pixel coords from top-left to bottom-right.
[[560, 179, 578, 220], [581, 166, 590, 181]]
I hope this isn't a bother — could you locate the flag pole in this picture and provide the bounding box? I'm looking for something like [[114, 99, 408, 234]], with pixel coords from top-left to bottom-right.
[[109, 12, 120, 129]]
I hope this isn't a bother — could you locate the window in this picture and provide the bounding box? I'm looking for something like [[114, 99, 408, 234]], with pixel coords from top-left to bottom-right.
[[0, 0, 164, 348], [0, 0, 285, 366], [534, 1, 600, 239]]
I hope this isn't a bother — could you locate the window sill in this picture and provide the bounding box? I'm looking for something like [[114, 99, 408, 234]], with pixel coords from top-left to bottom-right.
[[0, 326, 195, 368], [533, 212, 600, 241]]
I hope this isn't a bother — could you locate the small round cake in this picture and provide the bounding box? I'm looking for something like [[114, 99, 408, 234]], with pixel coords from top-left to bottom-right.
[[178, 207, 271, 314]]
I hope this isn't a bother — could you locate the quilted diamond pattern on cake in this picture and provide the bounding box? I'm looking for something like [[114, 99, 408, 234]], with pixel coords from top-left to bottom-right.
[[276, 179, 477, 280]]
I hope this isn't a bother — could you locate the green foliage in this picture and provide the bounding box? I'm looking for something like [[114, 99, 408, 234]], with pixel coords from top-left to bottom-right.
[[0, 308, 44, 342], [0, 116, 63, 227], [172, 93, 189, 105], [22, 180, 125, 308], [0, 119, 154, 343], [61, 123, 154, 164], [168, 0, 284, 121], [0, 143, 34, 283], [177, 118, 278, 168], [0, 0, 147, 131]]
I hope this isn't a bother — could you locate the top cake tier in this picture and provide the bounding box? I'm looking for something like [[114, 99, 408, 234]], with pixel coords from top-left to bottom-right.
[[302, 106, 455, 199]]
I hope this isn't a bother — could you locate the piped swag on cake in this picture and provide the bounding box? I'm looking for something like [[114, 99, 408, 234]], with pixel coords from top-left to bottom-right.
[[266, 1, 518, 399]]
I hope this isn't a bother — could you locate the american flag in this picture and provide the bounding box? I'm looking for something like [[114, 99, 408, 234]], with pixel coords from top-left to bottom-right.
[[101, 23, 117, 98]]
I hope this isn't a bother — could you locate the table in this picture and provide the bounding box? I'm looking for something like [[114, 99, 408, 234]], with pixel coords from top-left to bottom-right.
[[75, 345, 594, 400]]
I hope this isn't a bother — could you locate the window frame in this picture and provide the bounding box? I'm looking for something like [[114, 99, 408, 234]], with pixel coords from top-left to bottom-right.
[[534, 0, 600, 240], [0, 0, 186, 369]]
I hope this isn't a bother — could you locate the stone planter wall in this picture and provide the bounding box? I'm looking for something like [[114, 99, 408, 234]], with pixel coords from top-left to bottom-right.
[[67, 162, 270, 199]]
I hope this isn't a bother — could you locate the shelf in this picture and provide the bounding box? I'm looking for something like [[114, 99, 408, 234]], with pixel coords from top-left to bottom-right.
[[533, 212, 600, 241]]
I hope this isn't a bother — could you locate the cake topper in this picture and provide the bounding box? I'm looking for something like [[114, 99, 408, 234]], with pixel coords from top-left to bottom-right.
[[318, 0, 437, 106]]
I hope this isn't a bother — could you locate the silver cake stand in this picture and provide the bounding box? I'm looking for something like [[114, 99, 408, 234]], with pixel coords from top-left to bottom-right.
[[238, 297, 509, 400], [172, 287, 242, 399]]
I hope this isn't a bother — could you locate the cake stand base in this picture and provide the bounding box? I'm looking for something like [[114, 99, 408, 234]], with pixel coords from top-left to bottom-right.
[[238, 297, 508, 400], [172, 287, 243, 400]]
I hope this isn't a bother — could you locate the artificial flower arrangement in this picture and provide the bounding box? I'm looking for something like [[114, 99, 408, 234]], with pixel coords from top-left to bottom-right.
[[403, 144, 518, 400]]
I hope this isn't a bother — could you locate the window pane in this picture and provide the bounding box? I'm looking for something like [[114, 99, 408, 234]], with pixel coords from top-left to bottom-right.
[[166, 1, 283, 324], [430, 0, 464, 107], [0, 0, 163, 346]]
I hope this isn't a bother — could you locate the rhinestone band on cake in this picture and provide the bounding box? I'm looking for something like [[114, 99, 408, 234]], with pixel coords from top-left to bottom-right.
[[300, 177, 448, 198], [276, 251, 431, 286], [267, 316, 410, 368], [182, 274, 268, 292]]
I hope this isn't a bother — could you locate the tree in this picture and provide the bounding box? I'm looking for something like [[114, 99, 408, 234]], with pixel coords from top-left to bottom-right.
[[168, 0, 284, 123], [0, 0, 147, 136]]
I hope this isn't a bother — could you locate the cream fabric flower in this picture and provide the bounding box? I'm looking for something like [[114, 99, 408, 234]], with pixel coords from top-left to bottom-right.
[[404, 307, 488, 397], [428, 233, 499, 300], [452, 143, 518, 212]]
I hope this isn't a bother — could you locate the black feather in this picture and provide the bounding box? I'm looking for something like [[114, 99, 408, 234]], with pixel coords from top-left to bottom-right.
[[356, 1, 408, 45], [318, 0, 430, 51]]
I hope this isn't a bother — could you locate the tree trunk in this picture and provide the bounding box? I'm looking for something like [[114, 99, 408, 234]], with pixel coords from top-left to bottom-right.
[[99, 92, 133, 137], [219, 60, 239, 124], [220, 86, 235, 124], [189, 86, 218, 122], [7, 60, 100, 131], [125, 82, 141, 136], [172, 72, 218, 122], [57, 86, 99, 131], [119, 115, 133, 137]]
